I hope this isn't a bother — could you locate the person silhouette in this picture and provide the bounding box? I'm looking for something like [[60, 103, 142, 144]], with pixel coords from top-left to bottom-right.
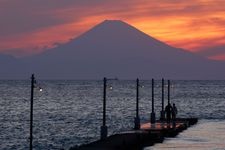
[[165, 103, 172, 124], [172, 103, 177, 119], [172, 103, 178, 128]]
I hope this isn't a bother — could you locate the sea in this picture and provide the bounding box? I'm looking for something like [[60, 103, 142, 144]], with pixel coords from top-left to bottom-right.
[[0, 80, 225, 150]]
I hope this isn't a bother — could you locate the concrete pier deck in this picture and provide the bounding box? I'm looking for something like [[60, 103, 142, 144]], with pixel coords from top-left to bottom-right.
[[69, 118, 198, 150]]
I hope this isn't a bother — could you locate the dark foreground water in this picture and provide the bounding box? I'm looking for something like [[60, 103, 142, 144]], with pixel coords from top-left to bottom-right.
[[0, 80, 225, 150]]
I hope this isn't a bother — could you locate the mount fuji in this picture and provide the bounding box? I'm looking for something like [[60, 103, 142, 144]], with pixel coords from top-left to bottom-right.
[[1, 20, 225, 79]]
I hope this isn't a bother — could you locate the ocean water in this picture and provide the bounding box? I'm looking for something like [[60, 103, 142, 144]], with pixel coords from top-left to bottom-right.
[[0, 80, 225, 150]]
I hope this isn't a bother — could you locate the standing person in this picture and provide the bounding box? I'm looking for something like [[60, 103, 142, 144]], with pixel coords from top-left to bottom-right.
[[172, 103, 178, 128], [172, 103, 178, 119], [165, 103, 172, 124]]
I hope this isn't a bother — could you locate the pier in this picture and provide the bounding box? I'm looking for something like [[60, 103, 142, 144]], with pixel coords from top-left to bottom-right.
[[70, 118, 198, 150], [27, 75, 198, 150], [67, 78, 198, 150]]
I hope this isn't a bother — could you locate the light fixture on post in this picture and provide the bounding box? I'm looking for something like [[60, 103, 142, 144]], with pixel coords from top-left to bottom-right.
[[101, 77, 108, 140], [29, 74, 42, 150], [168, 80, 170, 105], [134, 78, 140, 130], [150, 78, 156, 124], [160, 78, 165, 121], [100, 77, 116, 140], [30, 74, 34, 150]]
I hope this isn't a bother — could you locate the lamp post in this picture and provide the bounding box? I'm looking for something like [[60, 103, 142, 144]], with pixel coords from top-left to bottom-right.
[[101, 77, 108, 140], [168, 80, 170, 105], [150, 79, 156, 124], [134, 78, 140, 130], [30, 74, 35, 150], [29, 74, 43, 150], [160, 78, 165, 120]]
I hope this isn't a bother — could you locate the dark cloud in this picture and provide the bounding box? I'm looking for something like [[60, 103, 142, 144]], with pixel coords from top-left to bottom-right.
[[0, 0, 115, 36]]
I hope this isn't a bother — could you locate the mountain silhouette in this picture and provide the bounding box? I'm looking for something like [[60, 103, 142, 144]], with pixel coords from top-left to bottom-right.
[[1, 20, 225, 79]]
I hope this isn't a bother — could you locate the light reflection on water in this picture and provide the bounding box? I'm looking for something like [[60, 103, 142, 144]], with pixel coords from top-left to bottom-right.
[[0, 80, 225, 149], [145, 120, 225, 150]]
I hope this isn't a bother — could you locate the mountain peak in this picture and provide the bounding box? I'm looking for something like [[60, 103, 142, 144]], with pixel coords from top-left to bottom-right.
[[100, 19, 132, 26], [78, 19, 173, 50], [94, 19, 134, 30], [102, 19, 124, 23], [77, 19, 162, 43]]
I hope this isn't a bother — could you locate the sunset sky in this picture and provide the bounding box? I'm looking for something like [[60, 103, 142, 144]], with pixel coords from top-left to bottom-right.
[[0, 0, 225, 60]]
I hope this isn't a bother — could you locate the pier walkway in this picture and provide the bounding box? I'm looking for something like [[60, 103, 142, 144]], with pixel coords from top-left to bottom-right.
[[70, 118, 198, 150]]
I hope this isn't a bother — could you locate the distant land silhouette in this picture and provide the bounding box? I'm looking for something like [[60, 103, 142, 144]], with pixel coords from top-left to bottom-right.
[[1, 20, 225, 79]]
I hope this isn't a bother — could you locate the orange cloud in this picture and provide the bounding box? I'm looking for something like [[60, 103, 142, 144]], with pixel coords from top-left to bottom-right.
[[209, 54, 225, 61], [0, 17, 101, 56]]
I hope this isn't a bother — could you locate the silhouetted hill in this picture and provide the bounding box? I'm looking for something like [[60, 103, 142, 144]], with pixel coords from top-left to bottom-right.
[[2, 20, 225, 79]]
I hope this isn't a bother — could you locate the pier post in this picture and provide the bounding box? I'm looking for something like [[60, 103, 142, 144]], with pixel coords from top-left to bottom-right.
[[101, 77, 108, 140], [160, 78, 165, 120], [168, 80, 170, 104], [30, 74, 34, 150], [151, 79, 156, 124], [134, 78, 140, 130]]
